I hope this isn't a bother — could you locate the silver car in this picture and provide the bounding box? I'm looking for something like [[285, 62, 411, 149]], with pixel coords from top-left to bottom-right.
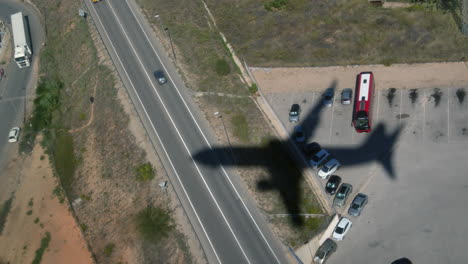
[[348, 193, 368, 216], [289, 104, 301, 123], [333, 183, 353, 207], [341, 88, 352, 105]]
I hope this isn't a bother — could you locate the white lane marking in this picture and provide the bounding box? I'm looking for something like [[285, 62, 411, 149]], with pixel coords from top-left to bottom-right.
[[88, 4, 224, 264], [447, 87, 450, 143], [125, 2, 281, 263], [106, 2, 255, 263]]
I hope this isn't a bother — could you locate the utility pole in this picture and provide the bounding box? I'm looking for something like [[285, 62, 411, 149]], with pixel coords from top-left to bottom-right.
[[164, 27, 177, 61]]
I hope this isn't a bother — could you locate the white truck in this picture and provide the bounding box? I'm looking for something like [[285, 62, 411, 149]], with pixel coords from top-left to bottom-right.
[[11, 12, 31, 68]]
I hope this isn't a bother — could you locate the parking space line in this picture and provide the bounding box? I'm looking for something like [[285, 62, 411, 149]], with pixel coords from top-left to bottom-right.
[[376, 89, 381, 123], [399, 88, 403, 127], [329, 99, 336, 144], [423, 89, 426, 144], [447, 87, 450, 143]]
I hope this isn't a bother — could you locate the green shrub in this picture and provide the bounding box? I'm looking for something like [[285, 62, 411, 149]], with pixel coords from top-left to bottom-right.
[[32, 232, 51, 264], [135, 206, 174, 243], [249, 83, 258, 95], [104, 243, 115, 257], [214, 59, 231, 76], [136, 162, 155, 182], [264, 0, 288, 11]]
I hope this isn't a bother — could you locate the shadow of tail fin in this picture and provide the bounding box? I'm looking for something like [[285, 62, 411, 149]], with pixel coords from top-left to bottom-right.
[[377, 125, 403, 179]]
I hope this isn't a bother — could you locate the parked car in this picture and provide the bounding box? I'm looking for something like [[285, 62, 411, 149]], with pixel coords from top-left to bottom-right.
[[325, 175, 341, 195], [309, 149, 330, 168], [323, 88, 334, 107], [294, 125, 305, 143], [318, 159, 340, 179], [8, 127, 20, 143], [154, 70, 167, 84], [341, 88, 352, 105], [289, 104, 301, 123], [333, 183, 353, 207], [348, 193, 368, 216], [333, 217, 352, 241], [313, 238, 337, 264], [391, 258, 413, 264], [304, 142, 321, 156]]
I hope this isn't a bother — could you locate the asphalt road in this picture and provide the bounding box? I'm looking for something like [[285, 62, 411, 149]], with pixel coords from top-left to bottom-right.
[[86, 1, 290, 263], [0, 0, 43, 169]]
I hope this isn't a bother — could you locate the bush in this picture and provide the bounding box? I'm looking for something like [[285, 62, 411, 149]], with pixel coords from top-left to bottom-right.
[[136, 162, 155, 182], [104, 243, 115, 257], [135, 206, 173, 243], [264, 0, 288, 11], [214, 59, 231, 76], [249, 83, 258, 95]]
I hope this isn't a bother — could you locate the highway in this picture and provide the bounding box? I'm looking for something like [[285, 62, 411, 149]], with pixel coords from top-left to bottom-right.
[[86, 0, 291, 263], [0, 0, 43, 169]]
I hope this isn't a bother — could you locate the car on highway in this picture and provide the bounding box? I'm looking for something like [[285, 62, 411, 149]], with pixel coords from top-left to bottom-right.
[[154, 70, 167, 84], [289, 104, 301, 123], [294, 125, 305, 143], [313, 238, 337, 264], [8, 127, 20, 143], [348, 193, 368, 216], [333, 183, 353, 207], [341, 88, 352, 105], [309, 149, 330, 168], [325, 175, 341, 195], [304, 142, 321, 156], [323, 88, 334, 107], [318, 158, 340, 179], [333, 217, 352, 241]]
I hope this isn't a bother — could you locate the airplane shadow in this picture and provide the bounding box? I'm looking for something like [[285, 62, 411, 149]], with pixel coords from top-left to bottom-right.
[[193, 80, 403, 226]]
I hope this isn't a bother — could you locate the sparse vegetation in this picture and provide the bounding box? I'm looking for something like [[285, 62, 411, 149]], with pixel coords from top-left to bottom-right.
[[104, 243, 115, 257], [136, 162, 155, 182], [34, 217, 40, 224], [231, 114, 249, 143], [135, 206, 174, 243], [264, 0, 288, 11], [26, 210, 33, 216], [28, 198, 34, 207], [0, 197, 14, 234], [52, 185, 65, 203], [32, 232, 51, 264]]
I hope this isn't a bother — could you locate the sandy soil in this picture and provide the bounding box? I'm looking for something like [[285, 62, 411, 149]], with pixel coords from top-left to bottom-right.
[[251, 62, 468, 95], [0, 140, 93, 264]]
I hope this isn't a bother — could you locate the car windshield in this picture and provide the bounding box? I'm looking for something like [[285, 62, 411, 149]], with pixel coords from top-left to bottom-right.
[[335, 227, 344, 234], [321, 166, 330, 173], [290, 111, 298, 116], [336, 192, 344, 198], [326, 182, 335, 188], [296, 131, 303, 137], [351, 203, 360, 209]]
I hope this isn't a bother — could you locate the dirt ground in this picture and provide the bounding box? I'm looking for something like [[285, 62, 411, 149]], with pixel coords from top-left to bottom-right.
[[0, 139, 93, 264], [251, 62, 468, 95]]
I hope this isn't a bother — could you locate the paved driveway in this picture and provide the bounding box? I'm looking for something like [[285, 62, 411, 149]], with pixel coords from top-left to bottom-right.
[[263, 85, 468, 264]]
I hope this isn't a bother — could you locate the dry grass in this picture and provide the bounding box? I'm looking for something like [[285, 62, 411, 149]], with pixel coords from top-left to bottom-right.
[[204, 0, 468, 66]]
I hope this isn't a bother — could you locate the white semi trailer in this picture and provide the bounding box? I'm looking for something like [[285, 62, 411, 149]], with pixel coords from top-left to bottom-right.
[[11, 12, 31, 68]]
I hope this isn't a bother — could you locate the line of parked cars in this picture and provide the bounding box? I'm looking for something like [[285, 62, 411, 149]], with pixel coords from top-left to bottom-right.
[[288, 89, 370, 264]]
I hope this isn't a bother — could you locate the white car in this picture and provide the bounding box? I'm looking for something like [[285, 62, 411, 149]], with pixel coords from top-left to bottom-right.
[[8, 127, 20, 143], [309, 149, 330, 168], [318, 159, 340, 179], [333, 217, 352, 241]]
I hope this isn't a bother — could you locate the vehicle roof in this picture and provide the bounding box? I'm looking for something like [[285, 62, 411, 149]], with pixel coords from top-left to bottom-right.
[[320, 238, 337, 249], [328, 175, 341, 182], [338, 217, 351, 227], [325, 158, 338, 165], [339, 183, 352, 190], [353, 193, 368, 203]]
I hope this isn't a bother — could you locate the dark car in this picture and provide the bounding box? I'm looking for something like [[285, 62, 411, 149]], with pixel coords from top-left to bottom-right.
[[333, 183, 353, 207], [325, 175, 341, 195], [323, 88, 334, 107], [154, 70, 167, 84], [0, 68, 4, 81], [313, 238, 337, 264], [391, 258, 412, 264], [289, 104, 301, 123], [348, 193, 368, 216], [304, 142, 321, 156]]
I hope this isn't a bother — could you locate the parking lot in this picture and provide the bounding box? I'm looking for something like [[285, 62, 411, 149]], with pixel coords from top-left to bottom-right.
[[263, 84, 468, 263]]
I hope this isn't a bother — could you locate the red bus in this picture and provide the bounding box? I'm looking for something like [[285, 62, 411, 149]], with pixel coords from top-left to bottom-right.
[[353, 72, 375, 133]]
